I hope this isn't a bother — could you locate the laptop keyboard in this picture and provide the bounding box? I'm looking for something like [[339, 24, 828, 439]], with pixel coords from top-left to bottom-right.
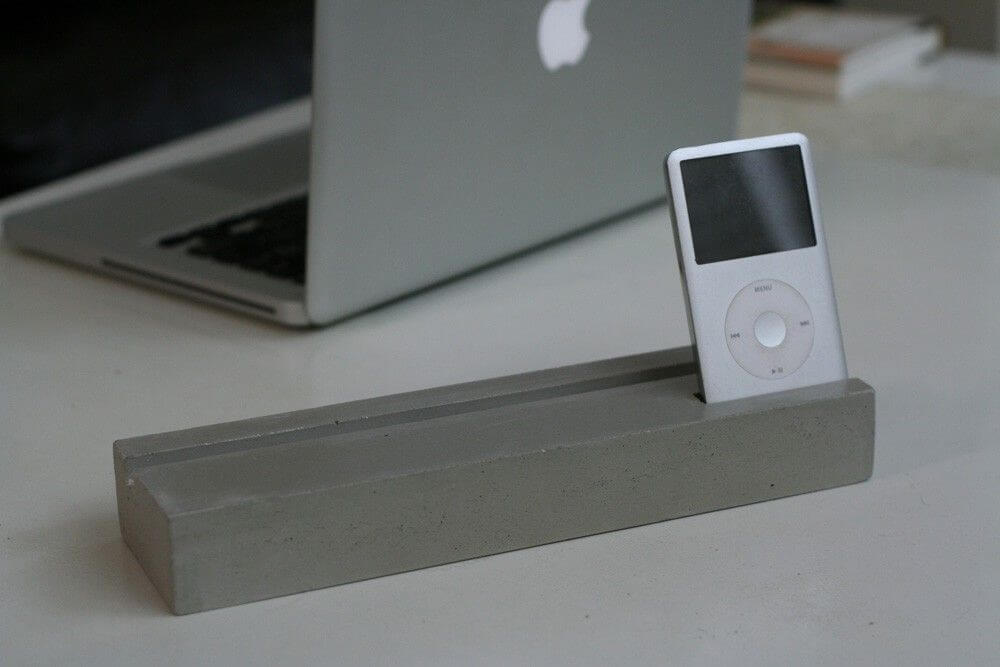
[[158, 195, 307, 285]]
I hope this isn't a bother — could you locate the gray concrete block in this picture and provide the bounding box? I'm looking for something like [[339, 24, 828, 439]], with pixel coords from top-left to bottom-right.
[[114, 347, 875, 615]]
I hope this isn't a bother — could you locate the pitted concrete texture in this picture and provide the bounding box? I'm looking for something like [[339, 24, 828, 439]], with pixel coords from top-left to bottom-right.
[[114, 347, 875, 615]]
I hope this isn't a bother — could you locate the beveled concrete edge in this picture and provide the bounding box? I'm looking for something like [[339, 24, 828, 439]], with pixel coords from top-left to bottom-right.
[[129, 377, 874, 519], [113, 347, 696, 471], [155, 380, 873, 614], [112, 349, 874, 615]]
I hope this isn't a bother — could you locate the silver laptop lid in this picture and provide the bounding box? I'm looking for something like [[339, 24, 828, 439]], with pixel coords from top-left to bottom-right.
[[307, 0, 750, 324]]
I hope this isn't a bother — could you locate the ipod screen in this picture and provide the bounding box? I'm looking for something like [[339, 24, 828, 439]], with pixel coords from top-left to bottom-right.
[[680, 145, 816, 264]]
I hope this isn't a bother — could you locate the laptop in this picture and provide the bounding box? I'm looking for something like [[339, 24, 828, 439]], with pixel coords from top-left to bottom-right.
[[2, 1, 751, 326]]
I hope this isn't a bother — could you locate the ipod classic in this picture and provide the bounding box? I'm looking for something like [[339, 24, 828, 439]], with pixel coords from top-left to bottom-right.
[[664, 133, 847, 403]]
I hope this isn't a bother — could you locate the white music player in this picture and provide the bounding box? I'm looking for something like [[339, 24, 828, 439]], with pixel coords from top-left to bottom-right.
[[664, 133, 847, 403]]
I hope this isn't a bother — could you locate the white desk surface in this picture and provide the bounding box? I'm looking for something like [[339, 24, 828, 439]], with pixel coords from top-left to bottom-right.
[[3, 56, 1000, 661], [2, 147, 998, 665]]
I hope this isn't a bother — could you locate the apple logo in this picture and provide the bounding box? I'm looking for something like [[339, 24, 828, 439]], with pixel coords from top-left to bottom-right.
[[538, 0, 593, 72]]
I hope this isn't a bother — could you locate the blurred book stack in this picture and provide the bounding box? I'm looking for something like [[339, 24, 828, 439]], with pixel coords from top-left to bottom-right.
[[745, 5, 943, 99]]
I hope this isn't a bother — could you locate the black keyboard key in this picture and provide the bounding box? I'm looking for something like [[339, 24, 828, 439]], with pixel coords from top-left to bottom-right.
[[157, 195, 307, 285]]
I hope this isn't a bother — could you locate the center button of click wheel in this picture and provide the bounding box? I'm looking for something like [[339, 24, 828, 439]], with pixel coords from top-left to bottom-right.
[[753, 311, 787, 348]]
